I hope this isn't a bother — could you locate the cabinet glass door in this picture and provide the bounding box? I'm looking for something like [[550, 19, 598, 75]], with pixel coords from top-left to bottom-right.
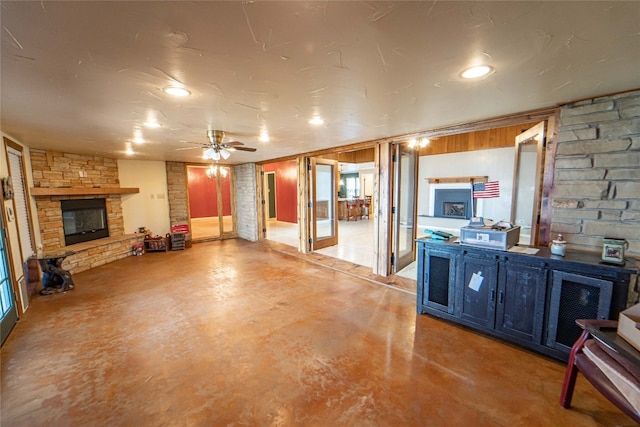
[[419, 248, 457, 314], [546, 271, 613, 352]]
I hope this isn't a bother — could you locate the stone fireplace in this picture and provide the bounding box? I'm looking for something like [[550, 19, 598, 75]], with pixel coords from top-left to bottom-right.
[[29, 150, 143, 273]]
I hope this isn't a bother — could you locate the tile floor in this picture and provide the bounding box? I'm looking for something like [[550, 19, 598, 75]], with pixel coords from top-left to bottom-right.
[[266, 219, 417, 276]]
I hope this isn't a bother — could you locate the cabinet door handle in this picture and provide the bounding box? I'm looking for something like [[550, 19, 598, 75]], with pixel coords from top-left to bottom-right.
[[490, 290, 495, 302], [499, 291, 504, 304]]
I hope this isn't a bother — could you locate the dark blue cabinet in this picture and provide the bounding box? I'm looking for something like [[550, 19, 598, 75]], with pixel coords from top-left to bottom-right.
[[416, 238, 635, 361]]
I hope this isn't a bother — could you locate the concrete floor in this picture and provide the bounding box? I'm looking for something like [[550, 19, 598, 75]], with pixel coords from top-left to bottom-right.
[[1, 239, 634, 426]]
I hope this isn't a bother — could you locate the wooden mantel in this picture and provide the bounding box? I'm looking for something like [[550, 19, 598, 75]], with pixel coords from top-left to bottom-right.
[[426, 176, 488, 184], [30, 187, 139, 196]]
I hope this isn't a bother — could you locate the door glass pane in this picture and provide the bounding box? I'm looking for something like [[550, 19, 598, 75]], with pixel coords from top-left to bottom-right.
[[397, 148, 416, 260], [394, 145, 417, 272], [0, 216, 18, 344], [315, 163, 335, 239], [220, 167, 233, 233]]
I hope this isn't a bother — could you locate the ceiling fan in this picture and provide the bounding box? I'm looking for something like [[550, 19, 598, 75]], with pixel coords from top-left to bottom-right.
[[176, 130, 257, 161]]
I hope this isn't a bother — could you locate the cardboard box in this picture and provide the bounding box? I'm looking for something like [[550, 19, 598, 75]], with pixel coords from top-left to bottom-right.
[[618, 303, 640, 352], [459, 225, 521, 251]]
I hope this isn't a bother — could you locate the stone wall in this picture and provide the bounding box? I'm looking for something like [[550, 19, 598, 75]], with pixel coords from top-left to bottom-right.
[[30, 150, 125, 251], [235, 163, 258, 241], [165, 161, 188, 228], [552, 90, 640, 256]]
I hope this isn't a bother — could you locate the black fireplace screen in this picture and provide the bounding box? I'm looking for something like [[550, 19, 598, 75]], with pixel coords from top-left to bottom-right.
[[61, 199, 109, 245], [433, 189, 473, 219]]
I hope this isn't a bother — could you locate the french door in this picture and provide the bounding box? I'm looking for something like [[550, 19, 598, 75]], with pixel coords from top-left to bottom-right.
[[310, 158, 339, 250], [187, 165, 235, 240], [1, 216, 18, 346], [391, 143, 418, 273]]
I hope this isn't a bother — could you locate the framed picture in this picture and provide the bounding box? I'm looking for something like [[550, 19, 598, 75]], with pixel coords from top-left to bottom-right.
[[602, 238, 627, 265], [1, 177, 13, 200]]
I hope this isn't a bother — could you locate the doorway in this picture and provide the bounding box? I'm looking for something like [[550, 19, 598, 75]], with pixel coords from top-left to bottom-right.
[[262, 160, 299, 248], [187, 165, 234, 240], [265, 172, 277, 221]]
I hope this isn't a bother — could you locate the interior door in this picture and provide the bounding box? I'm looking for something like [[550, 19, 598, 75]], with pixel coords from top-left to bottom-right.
[[311, 158, 338, 250], [0, 216, 18, 346], [391, 143, 418, 272], [512, 121, 546, 246]]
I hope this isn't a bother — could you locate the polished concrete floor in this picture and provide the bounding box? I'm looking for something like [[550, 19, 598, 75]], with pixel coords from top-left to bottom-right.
[[1, 239, 634, 426]]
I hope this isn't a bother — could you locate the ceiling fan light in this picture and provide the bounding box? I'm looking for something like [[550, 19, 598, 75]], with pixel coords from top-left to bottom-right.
[[203, 148, 216, 159], [220, 149, 231, 160], [211, 151, 221, 161]]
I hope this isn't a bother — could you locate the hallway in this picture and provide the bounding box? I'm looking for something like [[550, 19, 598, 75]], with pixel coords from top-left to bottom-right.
[[1, 240, 632, 425]]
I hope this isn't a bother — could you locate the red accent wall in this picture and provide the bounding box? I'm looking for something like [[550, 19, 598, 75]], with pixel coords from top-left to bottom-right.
[[187, 167, 232, 218], [264, 160, 297, 223]]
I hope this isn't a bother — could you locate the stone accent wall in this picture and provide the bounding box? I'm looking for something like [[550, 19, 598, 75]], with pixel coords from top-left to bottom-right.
[[235, 163, 258, 241], [30, 150, 126, 251], [166, 161, 188, 226], [31, 150, 120, 189], [63, 234, 144, 274], [552, 90, 640, 256]]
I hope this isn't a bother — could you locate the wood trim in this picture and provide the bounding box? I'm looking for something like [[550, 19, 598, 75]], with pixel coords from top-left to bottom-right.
[[30, 187, 140, 196], [426, 176, 488, 184], [539, 111, 561, 245]]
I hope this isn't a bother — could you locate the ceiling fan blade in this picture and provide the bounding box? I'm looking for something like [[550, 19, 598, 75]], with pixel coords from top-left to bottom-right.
[[221, 141, 245, 147], [175, 146, 206, 151], [231, 146, 257, 152]]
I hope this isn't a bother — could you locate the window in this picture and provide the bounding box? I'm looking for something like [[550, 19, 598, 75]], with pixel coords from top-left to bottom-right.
[[345, 176, 360, 199]]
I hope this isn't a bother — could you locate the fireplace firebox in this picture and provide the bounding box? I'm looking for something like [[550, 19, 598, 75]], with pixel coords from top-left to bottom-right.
[[61, 199, 109, 245], [433, 189, 473, 219]]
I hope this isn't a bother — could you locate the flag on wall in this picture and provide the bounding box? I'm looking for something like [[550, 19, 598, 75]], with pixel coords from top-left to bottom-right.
[[473, 181, 500, 198]]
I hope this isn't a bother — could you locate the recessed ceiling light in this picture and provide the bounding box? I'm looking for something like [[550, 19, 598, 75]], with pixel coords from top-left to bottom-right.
[[308, 117, 324, 125], [461, 65, 494, 79], [144, 121, 162, 128], [259, 131, 270, 142], [164, 86, 191, 97], [125, 143, 134, 156]]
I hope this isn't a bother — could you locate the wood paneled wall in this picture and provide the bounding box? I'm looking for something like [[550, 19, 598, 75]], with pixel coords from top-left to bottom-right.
[[319, 148, 375, 163], [418, 123, 538, 156]]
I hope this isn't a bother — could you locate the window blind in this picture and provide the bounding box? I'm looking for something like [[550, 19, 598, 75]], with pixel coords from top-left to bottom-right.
[[8, 147, 34, 261]]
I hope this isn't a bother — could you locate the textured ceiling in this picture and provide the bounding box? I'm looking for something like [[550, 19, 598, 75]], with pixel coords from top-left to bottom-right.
[[1, 1, 639, 164]]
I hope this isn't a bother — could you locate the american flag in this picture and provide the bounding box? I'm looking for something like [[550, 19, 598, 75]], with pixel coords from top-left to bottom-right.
[[473, 181, 500, 199]]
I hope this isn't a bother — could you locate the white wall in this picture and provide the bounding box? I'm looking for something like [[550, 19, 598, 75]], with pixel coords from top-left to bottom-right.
[[418, 147, 515, 223], [117, 160, 170, 236], [360, 169, 374, 197]]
